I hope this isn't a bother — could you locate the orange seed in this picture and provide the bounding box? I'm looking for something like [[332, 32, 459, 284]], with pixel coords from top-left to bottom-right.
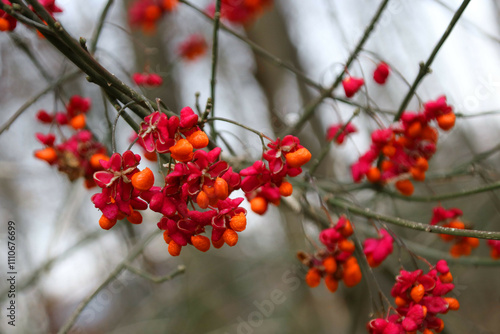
[[279, 181, 293, 197], [144, 5, 162, 21], [99, 215, 117, 230], [212, 237, 225, 249], [344, 256, 358, 268], [407, 121, 422, 138], [422, 305, 428, 318], [186, 130, 209, 149], [131, 167, 155, 191], [395, 179, 414, 196], [305, 268, 321, 288], [340, 220, 354, 237], [170, 139, 193, 161], [382, 145, 396, 157], [366, 167, 381, 183], [415, 157, 429, 171], [127, 210, 143, 224], [324, 275, 338, 293], [163, 0, 178, 11], [381, 160, 394, 171], [448, 221, 465, 229], [0, 18, 10, 32], [196, 190, 209, 209], [339, 239, 355, 253], [168, 240, 182, 256], [437, 113, 456, 131], [285, 148, 312, 168], [439, 271, 453, 283], [464, 237, 479, 248], [250, 197, 268, 215], [69, 114, 86, 130], [229, 213, 247, 232], [444, 297, 460, 311], [90, 153, 109, 169], [410, 167, 426, 181], [410, 284, 425, 303], [437, 318, 445, 332], [163, 230, 172, 244], [342, 264, 362, 287], [191, 235, 211, 252], [395, 296, 406, 307], [214, 177, 229, 200], [450, 243, 471, 257], [421, 125, 439, 142], [223, 229, 238, 247], [144, 150, 158, 161], [323, 256, 337, 274], [34, 147, 58, 164]]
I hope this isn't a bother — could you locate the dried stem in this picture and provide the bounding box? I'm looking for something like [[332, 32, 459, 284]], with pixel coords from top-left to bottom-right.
[[89, 0, 115, 54], [285, 0, 392, 135], [57, 230, 169, 334], [0, 71, 81, 135], [393, 0, 472, 121], [124, 263, 186, 283], [327, 197, 500, 240], [380, 180, 500, 202]]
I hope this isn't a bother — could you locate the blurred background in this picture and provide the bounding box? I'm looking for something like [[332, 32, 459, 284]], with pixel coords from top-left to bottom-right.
[[1, 0, 500, 333]]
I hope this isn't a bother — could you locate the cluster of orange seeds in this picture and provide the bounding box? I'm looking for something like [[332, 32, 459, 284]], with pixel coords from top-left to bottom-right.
[[34, 95, 109, 189], [430, 206, 479, 258], [129, 0, 177, 34], [352, 96, 456, 196], [369, 260, 459, 333], [439, 221, 479, 258], [298, 216, 362, 293]]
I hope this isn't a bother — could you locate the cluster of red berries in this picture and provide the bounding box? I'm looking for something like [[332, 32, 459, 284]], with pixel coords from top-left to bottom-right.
[[92, 151, 150, 229], [0, 1, 17, 32], [325, 123, 357, 144], [298, 216, 362, 293], [129, 0, 177, 34], [342, 62, 391, 98], [136, 107, 209, 158], [351, 96, 456, 196], [36, 0, 63, 16], [1, 0, 62, 32], [91, 107, 311, 256], [35, 131, 108, 188], [178, 34, 208, 62], [37, 95, 91, 130], [368, 260, 459, 334], [487, 240, 500, 260], [362, 229, 394, 267], [34, 96, 108, 188], [207, 0, 273, 25], [132, 72, 163, 87], [240, 135, 311, 215], [430, 206, 479, 258]]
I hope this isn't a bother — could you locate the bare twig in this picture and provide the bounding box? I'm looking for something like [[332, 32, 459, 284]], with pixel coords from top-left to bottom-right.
[[89, 0, 115, 54], [57, 230, 169, 334], [393, 0, 472, 121], [327, 197, 500, 240], [284, 0, 392, 135], [0, 71, 81, 135], [125, 263, 186, 283]]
